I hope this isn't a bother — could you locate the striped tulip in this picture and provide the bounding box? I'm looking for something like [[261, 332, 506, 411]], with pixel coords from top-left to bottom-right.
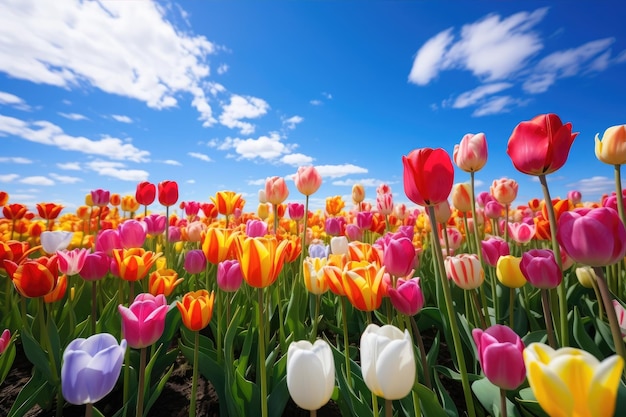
[[236, 236, 289, 288], [176, 290, 215, 331], [112, 248, 161, 282], [342, 260, 385, 311], [444, 253, 484, 290]]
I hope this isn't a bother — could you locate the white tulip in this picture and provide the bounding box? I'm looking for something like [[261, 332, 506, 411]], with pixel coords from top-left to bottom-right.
[[286, 339, 335, 410], [360, 323, 415, 400], [330, 236, 349, 256], [40, 231, 74, 254]]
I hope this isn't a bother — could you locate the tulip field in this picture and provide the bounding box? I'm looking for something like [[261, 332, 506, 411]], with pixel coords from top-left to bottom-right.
[[2, 113, 626, 417]]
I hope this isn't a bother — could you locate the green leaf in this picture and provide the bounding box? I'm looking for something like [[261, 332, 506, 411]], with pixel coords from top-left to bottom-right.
[[472, 377, 521, 417], [399, 383, 449, 417], [46, 314, 62, 375], [433, 367, 459, 417], [0, 332, 17, 385], [516, 388, 549, 417], [20, 328, 54, 383], [572, 307, 603, 359], [144, 363, 176, 415], [7, 370, 50, 417]]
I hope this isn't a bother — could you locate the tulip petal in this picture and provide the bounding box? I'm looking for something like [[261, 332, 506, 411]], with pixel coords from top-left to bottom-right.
[[526, 360, 572, 417], [375, 333, 415, 399], [587, 355, 624, 417], [287, 347, 332, 410]]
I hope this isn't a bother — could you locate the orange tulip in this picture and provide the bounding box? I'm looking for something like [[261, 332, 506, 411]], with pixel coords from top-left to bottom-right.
[[3, 254, 59, 298], [112, 248, 161, 282], [109, 193, 121, 207], [342, 260, 385, 311], [541, 198, 572, 223], [211, 191, 245, 217], [237, 236, 289, 288], [121, 195, 140, 213], [2, 203, 28, 220], [176, 289, 215, 331], [36, 202, 64, 223], [0, 191, 8, 206], [44, 274, 67, 303], [348, 241, 382, 265], [148, 268, 184, 297], [201, 227, 239, 264], [282, 235, 302, 264], [325, 196, 345, 216]]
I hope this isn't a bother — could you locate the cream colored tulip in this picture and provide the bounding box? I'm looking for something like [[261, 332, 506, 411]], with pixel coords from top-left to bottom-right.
[[360, 324, 415, 400], [595, 124, 626, 165], [286, 339, 335, 411]]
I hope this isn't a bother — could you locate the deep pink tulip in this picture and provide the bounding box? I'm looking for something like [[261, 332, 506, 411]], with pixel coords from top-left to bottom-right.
[[168, 226, 181, 243], [567, 190, 582, 205], [118, 219, 147, 249], [246, 219, 268, 238], [602, 191, 626, 212], [453, 132, 488, 173], [507, 222, 535, 245], [294, 166, 322, 196], [184, 249, 207, 275], [57, 248, 89, 276], [388, 277, 424, 316], [288, 203, 305, 221], [403, 148, 454, 207], [383, 237, 416, 278], [325, 217, 344, 237], [520, 249, 561, 289], [507, 113, 578, 176], [180, 201, 201, 217], [143, 214, 167, 236], [78, 251, 110, 281], [481, 237, 510, 268], [118, 293, 168, 349], [356, 211, 373, 230], [476, 191, 494, 208], [217, 259, 243, 292], [0, 329, 11, 354], [95, 229, 121, 257], [90, 189, 110, 207], [484, 200, 503, 220], [472, 324, 526, 390], [557, 207, 626, 267]]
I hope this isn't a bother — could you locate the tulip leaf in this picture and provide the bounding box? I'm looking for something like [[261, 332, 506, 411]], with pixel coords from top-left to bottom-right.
[[521, 330, 547, 346], [7, 370, 49, 417], [516, 388, 550, 417], [425, 329, 440, 367], [616, 380, 626, 416], [399, 383, 449, 417], [594, 316, 615, 350], [144, 363, 176, 416], [46, 314, 61, 374], [471, 377, 521, 417], [97, 291, 122, 336], [20, 328, 54, 384], [0, 337, 16, 385], [91, 406, 106, 417], [572, 307, 603, 359], [433, 367, 459, 417], [156, 305, 182, 346]]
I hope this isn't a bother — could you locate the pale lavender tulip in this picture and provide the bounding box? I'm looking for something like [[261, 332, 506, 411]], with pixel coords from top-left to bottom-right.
[[40, 231, 73, 254]]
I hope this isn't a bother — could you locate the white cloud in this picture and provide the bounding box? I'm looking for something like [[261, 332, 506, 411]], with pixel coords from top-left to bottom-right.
[[57, 162, 82, 170], [408, 29, 454, 85], [217, 64, 229, 75], [111, 114, 133, 123], [0, 174, 19, 182], [188, 152, 213, 162], [186, 179, 196, 184], [162, 159, 182, 166], [0, 0, 217, 125], [569, 176, 615, 199], [281, 153, 313, 166], [331, 178, 384, 187], [310, 99, 323, 106], [315, 164, 368, 178], [85, 161, 149, 181], [0, 91, 31, 111], [473, 96, 520, 117], [224, 132, 294, 161], [58, 112, 88, 121], [322, 92, 333, 100], [0, 156, 32, 164], [0, 114, 150, 162], [20, 176, 55, 186], [451, 83, 513, 108], [219, 95, 269, 134], [283, 115, 303, 130], [50, 173, 82, 184]]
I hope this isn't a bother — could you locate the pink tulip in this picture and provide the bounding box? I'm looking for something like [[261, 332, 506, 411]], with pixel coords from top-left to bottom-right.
[[184, 249, 207, 275], [57, 248, 89, 276], [246, 219, 268, 238], [567, 190, 582, 205], [217, 259, 243, 292], [288, 203, 305, 221], [294, 166, 322, 196], [507, 113, 578, 176], [168, 226, 181, 243], [118, 293, 168, 349], [382, 236, 416, 278], [325, 217, 344, 237], [441, 227, 463, 252], [180, 201, 201, 217], [90, 188, 110, 207], [472, 324, 526, 390], [481, 237, 510, 268], [0, 329, 11, 354], [265, 176, 290, 205], [388, 277, 424, 316], [520, 249, 561, 289], [557, 207, 626, 267], [613, 300, 626, 339], [186, 221, 206, 243], [483, 200, 503, 220], [118, 219, 147, 249], [376, 190, 394, 216], [78, 251, 110, 281], [445, 253, 484, 290], [476, 191, 494, 208], [95, 229, 121, 257], [143, 214, 167, 236], [453, 132, 488, 173], [356, 211, 373, 230], [345, 224, 363, 242], [507, 222, 535, 245]]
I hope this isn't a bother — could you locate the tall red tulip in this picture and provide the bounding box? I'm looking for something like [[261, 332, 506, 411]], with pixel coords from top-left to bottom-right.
[[402, 148, 454, 207], [507, 113, 578, 176], [136, 181, 156, 206], [158, 180, 178, 207]]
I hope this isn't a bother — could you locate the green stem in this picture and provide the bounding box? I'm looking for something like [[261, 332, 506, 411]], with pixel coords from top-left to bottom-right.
[[614, 165, 626, 227], [490, 266, 500, 324], [509, 287, 515, 329], [590, 278, 605, 320], [471, 290, 487, 329], [427, 205, 476, 417], [258, 288, 268, 417], [38, 299, 62, 417], [189, 331, 199, 417], [91, 281, 97, 334], [410, 315, 431, 389], [273, 204, 279, 236], [137, 347, 147, 417], [500, 388, 508, 417], [217, 290, 222, 363], [541, 289, 557, 348], [341, 297, 352, 387], [311, 294, 320, 342], [538, 174, 568, 347]]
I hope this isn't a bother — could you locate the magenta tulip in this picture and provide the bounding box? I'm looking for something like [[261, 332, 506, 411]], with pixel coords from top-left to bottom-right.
[[472, 324, 526, 390], [557, 207, 626, 267], [481, 237, 510, 268], [184, 249, 207, 275], [142, 214, 167, 236], [118, 293, 168, 349], [288, 203, 305, 221], [246, 219, 268, 238], [217, 259, 243, 292], [78, 251, 110, 281], [520, 249, 561, 289], [356, 211, 373, 230], [0, 329, 11, 355], [118, 219, 147, 249], [95, 229, 121, 257], [382, 236, 416, 278], [388, 277, 424, 316], [90, 189, 111, 207]]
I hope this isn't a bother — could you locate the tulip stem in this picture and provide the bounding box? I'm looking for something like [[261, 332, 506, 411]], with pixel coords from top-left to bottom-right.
[[310, 294, 321, 342], [310, 410, 317, 417], [490, 266, 500, 324], [258, 288, 268, 417], [614, 164, 626, 227], [509, 287, 515, 329], [540, 289, 557, 348], [593, 267, 626, 376], [91, 281, 97, 334], [189, 330, 199, 417], [427, 205, 476, 417], [341, 297, 352, 388], [590, 278, 605, 320], [410, 315, 432, 389], [137, 347, 147, 417], [538, 174, 568, 347], [500, 388, 508, 417], [471, 289, 487, 329], [85, 403, 93, 417], [385, 399, 393, 417]]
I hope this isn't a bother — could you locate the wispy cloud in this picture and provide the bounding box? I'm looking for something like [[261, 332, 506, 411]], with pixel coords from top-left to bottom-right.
[[0, 1, 217, 126], [315, 164, 368, 178], [58, 112, 88, 121], [111, 114, 133, 124], [162, 159, 182, 166], [219, 95, 269, 134], [85, 161, 149, 182], [282, 115, 303, 130], [0, 91, 31, 111], [0, 114, 150, 162], [0, 156, 33, 164], [20, 176, 55, 186], [281, 153, 313, 166], [332, 177, 387, 187], [217, 64, 229, 75], [57, 162, 82, 170], [188, 152, 213, 162], [0, 174, 19, 183], [568, 176, 615, 200], [50, 173, 83, 184]]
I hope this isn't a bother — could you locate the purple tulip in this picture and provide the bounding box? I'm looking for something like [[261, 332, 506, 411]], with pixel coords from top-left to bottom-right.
[[308, 241, 329, 259], [184, 249, 207, 275], [118, 293, 168, 349], [345, 224, 363, 242], [246, 219, 268, 238], [78, 251, 110, 281], [388, 277, 424, 316], [217, 259, 243, 292], [167, 226, 181, 243], [472, 324, 526, 390], [520, 249, 562, 289], [325, 217, 344, 236], [481, 237, 510, 268], [61, 333, 126, 405], [118, 219, 147, 249]]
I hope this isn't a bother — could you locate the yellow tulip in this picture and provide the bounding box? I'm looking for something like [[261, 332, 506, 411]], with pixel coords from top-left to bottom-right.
[[496, 255, 527, 288], [303, 256, 329, 295], [595, 124, 626, 165], [523, 343, 623, 417], [237, 236, 289, 288]]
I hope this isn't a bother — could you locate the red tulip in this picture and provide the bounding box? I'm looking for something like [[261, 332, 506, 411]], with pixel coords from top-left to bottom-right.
[[136, 181, 156, 206], [402, 148, 454, 207], [158, 180, 178, 207], [507, 113, 578, 176]]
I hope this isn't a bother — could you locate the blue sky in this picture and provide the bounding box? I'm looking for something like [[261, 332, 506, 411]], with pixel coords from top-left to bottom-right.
[[1, 1, 625, 216]]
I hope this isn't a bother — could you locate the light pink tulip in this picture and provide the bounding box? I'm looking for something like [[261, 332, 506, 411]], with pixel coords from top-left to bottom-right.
[[57, 248, 89, 276], [507, 222, 535, 244], [265, 176, 290, 205], [613, 300, 626, 339], [453, 132, 488, 173], [294, 166, 322, 196], [445, 253, 484, 290]]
